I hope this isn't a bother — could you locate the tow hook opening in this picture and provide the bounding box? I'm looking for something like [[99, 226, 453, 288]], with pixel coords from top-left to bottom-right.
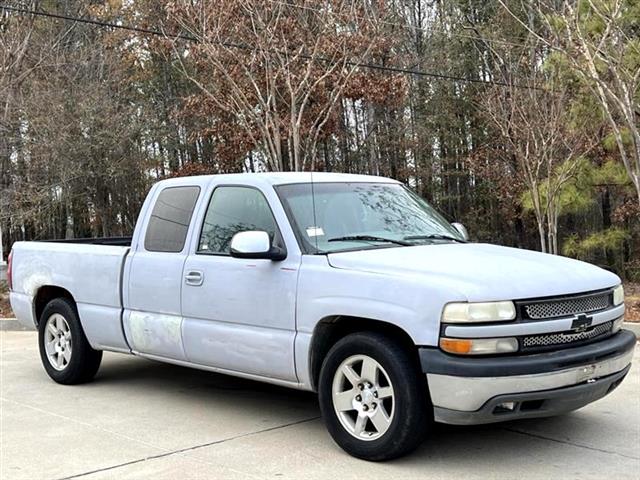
[[492, 399, 546, 415], [493, 401, 517, 414]]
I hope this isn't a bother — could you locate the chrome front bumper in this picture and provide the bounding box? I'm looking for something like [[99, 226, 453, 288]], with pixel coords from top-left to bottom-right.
[[421, 330, 636, 425]]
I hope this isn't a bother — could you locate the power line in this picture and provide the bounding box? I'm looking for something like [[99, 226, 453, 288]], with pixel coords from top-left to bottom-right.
[[0, 3, 543, 91], [0, 4, 197, 41], [267, 0, 533, 50]]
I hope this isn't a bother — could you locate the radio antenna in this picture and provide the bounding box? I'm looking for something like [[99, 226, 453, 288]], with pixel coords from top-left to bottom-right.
[[310, 168, 319, 252]]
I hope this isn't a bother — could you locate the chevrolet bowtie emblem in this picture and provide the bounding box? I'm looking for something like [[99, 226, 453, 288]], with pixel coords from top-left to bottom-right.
[[571, 313, 593, 333]]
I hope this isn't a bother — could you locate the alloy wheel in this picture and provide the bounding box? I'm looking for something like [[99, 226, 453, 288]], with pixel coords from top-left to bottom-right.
[[44, 313, 72, 371], [331, 354, 395, 441]]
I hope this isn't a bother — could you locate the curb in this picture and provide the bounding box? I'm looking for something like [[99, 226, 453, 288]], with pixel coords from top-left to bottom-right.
[[623, 322, 640, 339], [0, 318, 33, 332]]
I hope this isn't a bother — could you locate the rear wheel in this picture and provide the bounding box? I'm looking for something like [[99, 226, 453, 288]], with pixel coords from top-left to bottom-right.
[[38, 298, 102, 384], [318, 332, 429, 461]]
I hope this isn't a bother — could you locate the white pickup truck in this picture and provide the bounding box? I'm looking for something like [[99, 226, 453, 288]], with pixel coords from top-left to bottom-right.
[[8, 172, 636, 460]]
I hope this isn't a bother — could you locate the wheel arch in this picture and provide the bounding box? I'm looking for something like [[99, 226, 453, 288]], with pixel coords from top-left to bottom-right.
[[34, 286, 76, 325], [308, 315, 419, 391]]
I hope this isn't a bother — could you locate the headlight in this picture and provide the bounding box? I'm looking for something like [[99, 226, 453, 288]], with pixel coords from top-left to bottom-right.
[[613, 284, 624, 306], [440, 337, 518, 355], [442, 301, 516, 323]]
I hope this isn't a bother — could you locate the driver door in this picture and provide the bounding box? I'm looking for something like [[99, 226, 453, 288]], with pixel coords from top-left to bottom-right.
[[181, 185, 299, 381]]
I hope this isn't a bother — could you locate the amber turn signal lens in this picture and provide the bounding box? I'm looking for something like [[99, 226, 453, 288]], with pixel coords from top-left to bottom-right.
[[440, 338, 473, 354], [440, 336, 519, 355]]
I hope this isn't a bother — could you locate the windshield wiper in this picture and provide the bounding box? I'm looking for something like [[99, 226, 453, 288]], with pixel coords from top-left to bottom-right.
[[327, 235, 412, 246], [403, 234, 467, 243]]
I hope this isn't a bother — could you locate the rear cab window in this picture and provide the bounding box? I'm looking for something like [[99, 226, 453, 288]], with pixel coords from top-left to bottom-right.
[[144, 186, 200, 252]]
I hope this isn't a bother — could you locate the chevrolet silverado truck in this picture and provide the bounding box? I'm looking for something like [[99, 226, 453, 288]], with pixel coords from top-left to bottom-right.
[[8, 173, 636, 461]]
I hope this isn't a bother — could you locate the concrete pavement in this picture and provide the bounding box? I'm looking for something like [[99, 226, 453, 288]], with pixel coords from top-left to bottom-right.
[[1, 331, 639, 480]]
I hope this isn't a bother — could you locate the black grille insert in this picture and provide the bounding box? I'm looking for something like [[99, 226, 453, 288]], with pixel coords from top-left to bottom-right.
[[522, 321, 613, 350], [522, 291, 611, 320]]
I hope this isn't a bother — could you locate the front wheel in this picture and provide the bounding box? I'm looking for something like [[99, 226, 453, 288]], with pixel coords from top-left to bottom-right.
[[38, 298, 102, 384], [318, 332, 429, 461]]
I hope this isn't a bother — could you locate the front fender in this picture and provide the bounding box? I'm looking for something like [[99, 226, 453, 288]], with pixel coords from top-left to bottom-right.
[[296, 256, 464, 346]]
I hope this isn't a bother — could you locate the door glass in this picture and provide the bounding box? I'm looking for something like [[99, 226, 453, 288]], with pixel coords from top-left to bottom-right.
[[199, 186, 278, 254], [145, 186, 200, 253]]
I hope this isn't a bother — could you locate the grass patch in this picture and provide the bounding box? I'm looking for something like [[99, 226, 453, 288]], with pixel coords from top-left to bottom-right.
[[624, 282, 640, 323], [0, 280, 13, 318]]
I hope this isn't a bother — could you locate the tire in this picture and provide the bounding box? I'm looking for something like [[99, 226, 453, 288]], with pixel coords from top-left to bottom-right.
[[318, 332, 429, 461], [38, 298, 102, 385]]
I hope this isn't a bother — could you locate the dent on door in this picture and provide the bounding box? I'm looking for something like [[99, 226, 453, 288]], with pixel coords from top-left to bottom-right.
[[124, 310, 186, 360], [182, 318, 296, 379]]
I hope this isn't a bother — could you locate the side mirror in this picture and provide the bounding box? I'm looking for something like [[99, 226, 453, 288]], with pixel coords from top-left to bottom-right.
[[451, 222, 469, 241], [230, 231, 286, 261]]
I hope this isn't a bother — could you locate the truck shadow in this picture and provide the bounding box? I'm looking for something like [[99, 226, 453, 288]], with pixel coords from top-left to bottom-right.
[[89, 353, 631, 471], [96, 352, 318, 400]]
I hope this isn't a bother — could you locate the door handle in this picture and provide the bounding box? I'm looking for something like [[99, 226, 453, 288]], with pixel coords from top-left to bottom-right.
[[184, 270, 204, 286]]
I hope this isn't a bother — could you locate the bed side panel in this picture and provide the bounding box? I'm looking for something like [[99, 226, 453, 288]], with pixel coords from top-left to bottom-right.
[[11, 241, 129, 351]]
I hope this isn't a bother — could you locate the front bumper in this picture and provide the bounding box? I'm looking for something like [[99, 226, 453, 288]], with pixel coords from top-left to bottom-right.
[[421, 329, 636, 425]]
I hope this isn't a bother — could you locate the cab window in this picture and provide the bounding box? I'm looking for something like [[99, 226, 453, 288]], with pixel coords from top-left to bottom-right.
[[198, 186, 279, 254], [145, 186, 200, 253]]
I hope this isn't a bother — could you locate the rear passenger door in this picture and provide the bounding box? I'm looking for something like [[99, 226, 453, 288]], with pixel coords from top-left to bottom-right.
[[181, 185, 299, 381], [124, 185, 201, 361]]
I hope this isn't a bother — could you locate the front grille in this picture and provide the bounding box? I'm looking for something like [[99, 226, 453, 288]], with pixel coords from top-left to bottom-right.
[[522, 321, 613, 349], [523, 291, 611, 320]]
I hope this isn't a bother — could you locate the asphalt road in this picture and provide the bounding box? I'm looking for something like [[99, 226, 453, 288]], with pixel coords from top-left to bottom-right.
[[1, 331, 639, 480]]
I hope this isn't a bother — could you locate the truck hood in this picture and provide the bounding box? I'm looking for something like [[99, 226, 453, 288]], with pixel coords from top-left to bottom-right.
[[327, 243, 620, 302]]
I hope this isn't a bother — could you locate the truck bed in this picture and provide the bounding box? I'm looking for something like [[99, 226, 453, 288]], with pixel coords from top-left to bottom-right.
[[9, 240, 131, 351]]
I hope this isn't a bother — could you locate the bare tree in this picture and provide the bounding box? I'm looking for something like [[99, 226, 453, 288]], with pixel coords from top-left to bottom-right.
[[499, 0, 640, 206], [484, 74, 595, 254], [1, 2, 149, 243], [166, 0, 394, 171], [1, 2, 42, 254]]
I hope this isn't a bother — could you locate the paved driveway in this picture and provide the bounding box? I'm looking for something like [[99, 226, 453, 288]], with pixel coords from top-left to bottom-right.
[[1, 331, 638, 480]]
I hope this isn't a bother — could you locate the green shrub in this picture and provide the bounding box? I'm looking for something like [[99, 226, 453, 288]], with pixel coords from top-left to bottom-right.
[[562, 228, 630, 274]]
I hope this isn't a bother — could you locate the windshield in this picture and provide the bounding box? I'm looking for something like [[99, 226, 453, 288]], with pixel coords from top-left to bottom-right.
[[275, 182, 464, 253]]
